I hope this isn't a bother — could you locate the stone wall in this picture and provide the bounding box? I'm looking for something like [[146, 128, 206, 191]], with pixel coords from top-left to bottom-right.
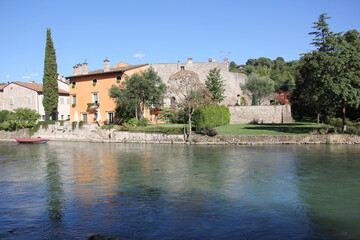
[[0, 129, 29, 139], [150, 58, 247, 106], [229, 105, 292, 124]]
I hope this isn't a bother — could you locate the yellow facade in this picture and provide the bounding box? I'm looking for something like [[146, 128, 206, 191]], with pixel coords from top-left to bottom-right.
[[68, 63, 149, 125]]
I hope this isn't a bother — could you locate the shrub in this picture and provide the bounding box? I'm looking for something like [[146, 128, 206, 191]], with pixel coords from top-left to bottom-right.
[[7, 108, 40, 131], [201, 125, 218, 136], [193, 105, 230, 132], [0, 121, 11, 130], [78, 121, 84, 128], [72, 121, 77, 130], [0, 110, 11, 122], [138, 118, 148, 127]]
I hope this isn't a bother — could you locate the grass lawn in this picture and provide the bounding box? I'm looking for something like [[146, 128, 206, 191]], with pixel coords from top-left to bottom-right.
[[215, 122, 326, 135]]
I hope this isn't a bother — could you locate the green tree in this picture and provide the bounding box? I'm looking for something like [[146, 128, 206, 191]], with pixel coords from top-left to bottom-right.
[[295, 14, 360, 131], [205, 68, 226, 103], [7, 108, 40, 130], [109, 67, 166, 120], [42, 28, 58, 120], [241, 73, 275, 105], [167, 70, 212, 141]]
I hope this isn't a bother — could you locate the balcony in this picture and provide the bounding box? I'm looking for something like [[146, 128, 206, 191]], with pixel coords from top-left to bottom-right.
[[86, 102, 99, 113]]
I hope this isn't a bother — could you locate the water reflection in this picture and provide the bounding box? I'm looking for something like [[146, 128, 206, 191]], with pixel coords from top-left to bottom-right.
[[0, 142, 359, 240], [296, 145, 360, 240]]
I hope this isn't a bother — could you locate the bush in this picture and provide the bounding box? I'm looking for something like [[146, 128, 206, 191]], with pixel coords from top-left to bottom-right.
[[138, 118, 148, 127], [193, 105, 230, 132], [201, 125, 218, 136], [7, 108, 40, 131], [0, 110, 11, 123], [0, 121, 11, 131]]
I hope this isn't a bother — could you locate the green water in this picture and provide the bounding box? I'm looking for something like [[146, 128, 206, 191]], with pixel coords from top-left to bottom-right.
[[0, 142, 359, 240]]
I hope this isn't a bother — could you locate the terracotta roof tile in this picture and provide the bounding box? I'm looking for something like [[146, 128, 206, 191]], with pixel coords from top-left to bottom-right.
[[11, 81, 69, 95], [0, 84, 7, 91]]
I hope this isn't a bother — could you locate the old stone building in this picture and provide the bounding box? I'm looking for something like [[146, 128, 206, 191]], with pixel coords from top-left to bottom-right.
[[150, 57, 247, 107]]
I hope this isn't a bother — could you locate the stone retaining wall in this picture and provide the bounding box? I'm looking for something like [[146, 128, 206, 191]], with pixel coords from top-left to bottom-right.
[[1, 123, 359, 144]]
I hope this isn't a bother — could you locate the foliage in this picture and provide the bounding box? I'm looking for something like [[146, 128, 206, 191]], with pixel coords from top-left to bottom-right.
[[234, 57, 298, 91], [205, 68, 226, 103], [192, 105, 230, 132], [167, 70, 213, 140], [117, 124, 185, 134], [42, 28, 58, 120], [109, 67, 166, 120], [78, 121, 84, 128], [200, 125, 218, 137], [241, 73, 275, 105], [159, 108, 178, 123], [0, 110, 11, 122], [72, 121, 77, 130], [275, 90, 291, 105], [294, 13, 360, 131], [125, 117, 148, 127], [6, 108, 40, 131]]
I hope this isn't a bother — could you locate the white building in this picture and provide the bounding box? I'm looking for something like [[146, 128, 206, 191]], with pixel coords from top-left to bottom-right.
[[0, 80, 70, 120]]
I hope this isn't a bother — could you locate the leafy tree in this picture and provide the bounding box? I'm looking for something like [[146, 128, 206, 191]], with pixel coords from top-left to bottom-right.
[[0, 110, 11, 122], [109, 67, 166, 120], [167, 70, 212, 141], [295, 14, 360, 131], [241, 73, 275, 105], [7, 108, 40, 130], [42, 28, 58, 120], [205, 68, 226, 103]]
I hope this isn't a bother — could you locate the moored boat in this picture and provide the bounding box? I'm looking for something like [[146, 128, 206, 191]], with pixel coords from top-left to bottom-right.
[[15, 138, 49, 143]]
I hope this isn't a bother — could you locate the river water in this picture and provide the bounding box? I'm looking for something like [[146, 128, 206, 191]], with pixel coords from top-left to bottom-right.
[[0, 142, 359, 240]]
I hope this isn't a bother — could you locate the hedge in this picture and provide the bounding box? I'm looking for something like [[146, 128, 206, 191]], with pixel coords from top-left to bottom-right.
[[193, 105, 230, 132]]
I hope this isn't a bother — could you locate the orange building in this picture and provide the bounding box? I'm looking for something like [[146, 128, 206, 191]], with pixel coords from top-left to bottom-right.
[[66, 60, 148, 125]]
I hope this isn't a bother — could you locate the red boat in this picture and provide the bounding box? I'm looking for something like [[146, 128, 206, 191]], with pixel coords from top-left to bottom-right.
[[15, 138, 49, 143]]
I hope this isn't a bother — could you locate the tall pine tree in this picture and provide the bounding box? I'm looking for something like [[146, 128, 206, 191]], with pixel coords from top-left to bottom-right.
[[42, 28, 58, 120], [205, 68, 225, 103]]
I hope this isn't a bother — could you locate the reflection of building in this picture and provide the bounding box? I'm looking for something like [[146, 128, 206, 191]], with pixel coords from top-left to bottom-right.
[[66, 60, 148, 125], [150, 57, 247, 106], [0, 79, 70, 120]]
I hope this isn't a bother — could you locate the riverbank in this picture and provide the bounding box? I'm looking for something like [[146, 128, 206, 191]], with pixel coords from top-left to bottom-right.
[[1, 123, 359, 145]]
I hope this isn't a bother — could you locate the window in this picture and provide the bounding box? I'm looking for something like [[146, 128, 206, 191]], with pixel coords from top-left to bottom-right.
[[94, 113, 98, 120], [61, 115, 64, 120], [82, 114, 88, 123], [72, 95, 77, 105], [92, 92, 98, 104], [9, 98, 14, 105], [60, 97, 64, 104], [116, 76, 122, 82], [92, 79, 97, 85], [71, 81, 76, 88], [108, 112, 114, 124], [27, 96, 31, 104], [66, 98, 70, 104], [180, 66, 185, 70]]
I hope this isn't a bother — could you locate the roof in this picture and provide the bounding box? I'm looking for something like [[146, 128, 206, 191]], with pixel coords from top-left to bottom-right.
[[6, 81, 69, 95], [0, 84, 7, 91], [66, 63, 148, 79]]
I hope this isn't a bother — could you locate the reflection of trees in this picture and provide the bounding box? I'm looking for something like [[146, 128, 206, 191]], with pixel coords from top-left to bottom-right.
[[296, 145, 360, 240], [45, 153, 64, 223]]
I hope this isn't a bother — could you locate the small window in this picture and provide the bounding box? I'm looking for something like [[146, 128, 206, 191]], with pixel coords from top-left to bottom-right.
[[71, 81, 76, 87], [60, 97, 64, 104], [116, 76, 122, 82], [27, 96, 31, 104], [61, 115, 64, 120], [92, 92, 98, 104], [66, 98, 70, 104], [9, 98, 14, 105], [72, 95, 77, 105], [180, 66, 185, 70]]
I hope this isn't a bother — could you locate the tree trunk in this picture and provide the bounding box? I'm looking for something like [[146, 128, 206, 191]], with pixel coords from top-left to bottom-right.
[[317, 112, 320, 124], [342, 106, 347, 133], [135, 104, 138, 120]]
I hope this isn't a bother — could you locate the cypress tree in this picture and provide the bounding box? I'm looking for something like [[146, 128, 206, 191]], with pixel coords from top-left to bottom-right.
[[42, 28, 58, 120]]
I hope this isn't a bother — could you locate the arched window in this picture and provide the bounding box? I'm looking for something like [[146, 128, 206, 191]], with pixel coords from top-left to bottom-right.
[[92, 79, 97, 86], [116, 76, 122, 83]]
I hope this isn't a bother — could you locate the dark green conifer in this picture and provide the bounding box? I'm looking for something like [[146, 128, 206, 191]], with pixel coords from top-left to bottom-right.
[[42, 28, 58, 120]]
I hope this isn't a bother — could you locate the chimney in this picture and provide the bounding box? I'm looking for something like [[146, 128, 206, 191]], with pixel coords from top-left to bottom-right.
[[208, 58, 216, 62], [187, 57, 193, 64], [104, 59, 110, 72], [82, 62, 88, 74]]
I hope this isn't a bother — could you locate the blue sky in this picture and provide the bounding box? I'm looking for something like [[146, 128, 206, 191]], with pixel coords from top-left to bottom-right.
[[1, 0, 359, 83]]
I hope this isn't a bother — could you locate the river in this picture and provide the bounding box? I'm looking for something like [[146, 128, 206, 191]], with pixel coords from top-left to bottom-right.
[[0, 141, 359, 240]]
